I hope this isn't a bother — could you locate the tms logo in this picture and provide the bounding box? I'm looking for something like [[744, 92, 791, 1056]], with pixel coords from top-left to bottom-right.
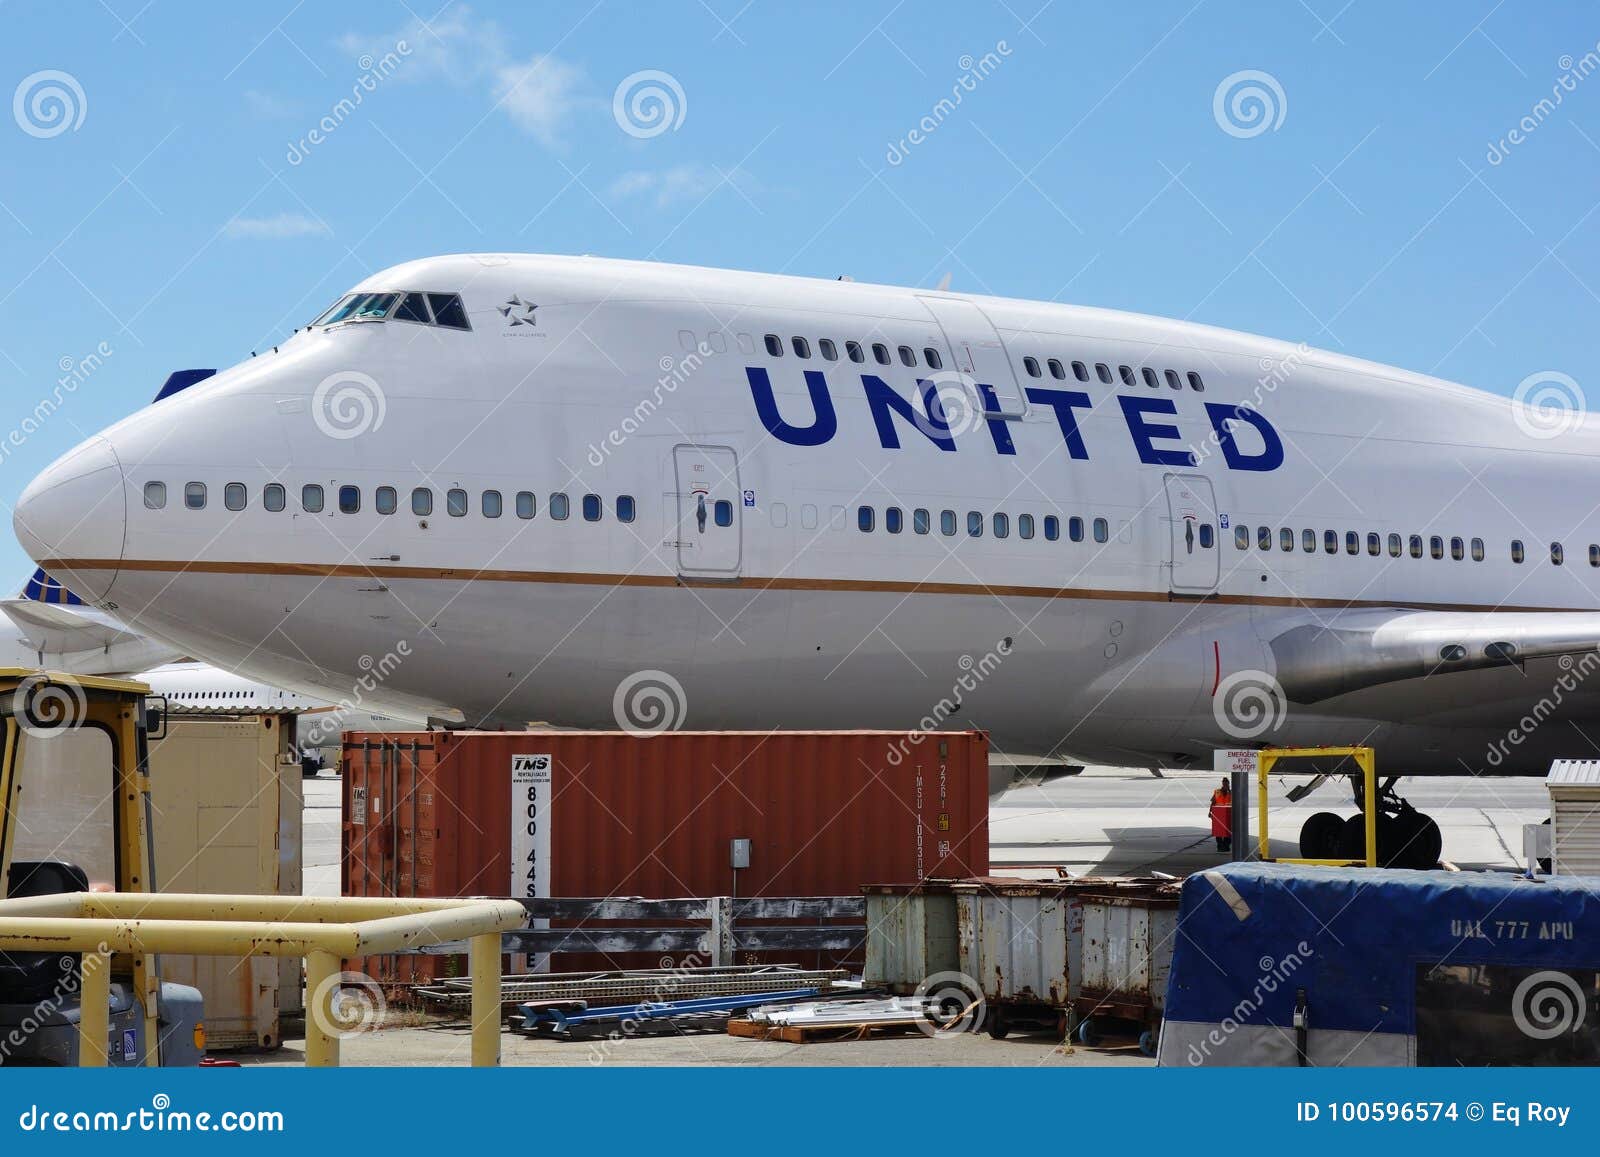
[[744, 368, 1285, 471], [512, 754, 551, 773]]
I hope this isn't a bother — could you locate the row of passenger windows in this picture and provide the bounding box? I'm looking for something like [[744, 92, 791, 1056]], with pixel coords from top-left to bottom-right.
[[854, 505, 1115, 543], [143, 481, 636, 523], [1235, 525, 1594, 566], [1021, 356, 1205, 393], [764, 332, 946, 370]]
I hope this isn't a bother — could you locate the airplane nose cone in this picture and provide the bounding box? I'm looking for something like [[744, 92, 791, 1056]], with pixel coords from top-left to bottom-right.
[[13, 436, 126, 602]]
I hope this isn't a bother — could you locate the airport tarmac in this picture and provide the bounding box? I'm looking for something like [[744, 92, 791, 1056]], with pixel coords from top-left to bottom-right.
[[302, 765, 1550, 898]]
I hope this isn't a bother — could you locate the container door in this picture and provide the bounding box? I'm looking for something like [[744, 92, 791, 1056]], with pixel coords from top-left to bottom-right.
[[916, 295, 1026, 417], [672, 444, 742, 578], [1164, 473, 1219, 594]]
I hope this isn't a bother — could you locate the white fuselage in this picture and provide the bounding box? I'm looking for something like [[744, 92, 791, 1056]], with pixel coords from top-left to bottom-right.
[[16, 254, 1600, 772]]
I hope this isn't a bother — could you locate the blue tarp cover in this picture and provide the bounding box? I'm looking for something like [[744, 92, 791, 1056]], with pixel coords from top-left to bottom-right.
[[1166, 863, 1600, 1035]]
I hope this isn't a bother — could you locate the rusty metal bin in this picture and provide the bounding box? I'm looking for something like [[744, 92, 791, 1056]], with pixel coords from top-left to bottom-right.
[[954, 880, 1077, 1015], [862, 882, 962, 994], [1076, 889, 1181, 1051]]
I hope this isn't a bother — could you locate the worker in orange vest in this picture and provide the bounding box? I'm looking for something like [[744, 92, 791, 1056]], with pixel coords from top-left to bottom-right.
[[1210, 778, 1233, 853]]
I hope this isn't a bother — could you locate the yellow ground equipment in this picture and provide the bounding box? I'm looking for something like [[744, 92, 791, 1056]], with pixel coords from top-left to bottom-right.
[[1255, 746, 1378, 868]]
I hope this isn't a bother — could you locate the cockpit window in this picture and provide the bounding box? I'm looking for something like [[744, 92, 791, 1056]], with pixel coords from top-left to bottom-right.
[[393, 293, 431, 324], [312, 295, 360, 326], [351, 293, 399, 320], [428, 294, 470, 330]]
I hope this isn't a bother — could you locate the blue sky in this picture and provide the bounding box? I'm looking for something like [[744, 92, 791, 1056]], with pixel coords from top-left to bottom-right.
[[1, 2, 1599, 581]]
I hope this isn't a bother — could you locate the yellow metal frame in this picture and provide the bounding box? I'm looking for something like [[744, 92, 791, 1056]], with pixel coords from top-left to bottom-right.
[[1256, 745, 1377, 868], [0, 891, 525, 1066]]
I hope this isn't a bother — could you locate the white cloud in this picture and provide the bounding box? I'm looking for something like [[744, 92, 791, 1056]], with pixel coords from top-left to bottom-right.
[[608, 164, 753, 210], [223, 212, 331, 240], [339, 6, 587, 145]]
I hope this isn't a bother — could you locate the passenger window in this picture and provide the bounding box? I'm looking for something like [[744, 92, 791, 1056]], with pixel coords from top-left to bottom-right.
[[617, 495, 636, 523], [1430, 536, 1444, 560], [1450, 536, 1464, 561], [1302, 529, 1315, 552], [994, 513, 1010, 539], [1410, 535, 1423, 559], [1368, 532, 1381, 557], [302, 484, 324, 513], [1095, 363, 1113, 384], [1199, 524, 1214, 548], [550, 493, 570, 520], [1552, 542, 1565, 566], [412, 487, 433, 516], [846, 340, 865, 363], [967, 512, 983, 537], [1023, 356, 1042, 378], [764, 334, 782, 356], [770, 502, 787, 528], [1280, 528, 1293, 551], [1346, 532, 1358, 556], [338, 485, 360, 514], [427, 294, 470, 330], [737, 333, 755, 354], [184, 482, 206, 510], [1258, 527, 1272, 551], [1511, 539, 1524, 564], [819, 339, 838, 361], [1188, 371, 1205, 392], [583, 494, 601, 521], [516, 491, 535, 519], [447, 488, 468, 517], [264, 483, 285, 512], [1070, 517, 1085, 543], [940, 509, 957, 536], [394, 293, 431, 324], [1165, 369, 1182, 390], [924, 348, 943, 370], [886, 507, 903, 534], [709, 332, 728, 353], [483, 490, 503, 518], [898, 345, 917, 367], [678, 330, 697, 352], [376, 486, 397, 515], [1142, 368, 1160, 389], [1093, 517, 1109, 543], [1324, 530, 1337, 554], [144, 481, 166, 510], [1388, 533, 1401, 557], [1236, 526, 1250, 550], [873, 343, 891, 365], [1018, 513, 1035, 539], [221, 482, 246, 511], [1119, 365, 1136, 386], [1044, 515, 1060, 541], [1472, 537, 1485, 562], [1072, 361, 1089, 382], [802, 504, 819, 530], [714, 499, 733, 527], [1591, 544, 1600, 568], [1047, 359, 1065, 380], [792, 336, 811, 359], [913, 508, 930, 535]]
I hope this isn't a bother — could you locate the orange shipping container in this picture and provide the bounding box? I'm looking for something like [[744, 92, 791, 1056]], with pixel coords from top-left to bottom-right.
[[341, 730, 989, 982]]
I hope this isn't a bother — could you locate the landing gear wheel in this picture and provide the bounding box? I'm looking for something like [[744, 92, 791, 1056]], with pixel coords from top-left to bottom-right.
[[1076, 1017, 1100, 1047], [1298, 812, 1345, 859], [1337, 813, 1400, 863], [1388, 808, 1442, 869], [986, 1009, 1009, 1039]]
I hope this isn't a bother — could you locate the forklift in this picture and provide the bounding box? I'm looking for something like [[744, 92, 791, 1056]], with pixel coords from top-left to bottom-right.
[[0, 669, 205, 1066]]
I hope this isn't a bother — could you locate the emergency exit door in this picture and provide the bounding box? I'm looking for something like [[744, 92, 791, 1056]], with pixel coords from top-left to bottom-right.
[[1164, 474, 1219, 593], [917, 296, 1027, 417], [672, 444, 742, 578]]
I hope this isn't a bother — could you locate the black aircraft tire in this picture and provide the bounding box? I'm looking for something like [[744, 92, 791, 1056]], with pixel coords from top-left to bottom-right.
[[1299, 812, 1345, 860]]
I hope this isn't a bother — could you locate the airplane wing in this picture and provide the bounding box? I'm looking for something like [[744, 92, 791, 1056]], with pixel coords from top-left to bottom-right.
[[1268, 609, 1600, 703]]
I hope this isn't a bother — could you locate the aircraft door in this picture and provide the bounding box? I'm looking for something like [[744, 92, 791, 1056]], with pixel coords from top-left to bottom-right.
[[672, 444, 742, 579], [916, 296, 1027, 417], [1164, 473, 1220, 593]]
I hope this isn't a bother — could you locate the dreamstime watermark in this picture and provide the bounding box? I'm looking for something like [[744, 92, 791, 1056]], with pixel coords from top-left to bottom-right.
[[885, 637, 1013, 767], [298, 641, 412, 747], [1511, 970, 1590, 1040], [612, 669, 688, 735], [1212, 669, 1287, 741], [1487, 46, 1600, 166], [0, 942, 110, 1063], [0, 341, 113, 467], [1212, 70, 1287, 139], [586, 951, 709, 1063], [13, 70, 86, 138], [311, 369, 386, 439], [308, 969, 387, 1040], [11, 672, 88, 739], [1511, 370, 1585, 440], [1182, 942, 1313, 1065], [286, 41, 411, 165], [913, 970, 987, 1038], [587, 344, 714, 466], [1189, 343, 1308, 468], [886, 42, 1011, 166], [612, 70, 686, 139], [1485, 649, 1600, 768]]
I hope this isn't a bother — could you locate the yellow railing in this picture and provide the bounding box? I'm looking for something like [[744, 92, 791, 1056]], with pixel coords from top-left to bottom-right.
[[1256, 745, 1377, 868], [0, 892, 526, 1067]]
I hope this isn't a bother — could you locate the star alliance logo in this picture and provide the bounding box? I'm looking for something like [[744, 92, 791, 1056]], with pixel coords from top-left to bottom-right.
[[499, 295, 538, 327]]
